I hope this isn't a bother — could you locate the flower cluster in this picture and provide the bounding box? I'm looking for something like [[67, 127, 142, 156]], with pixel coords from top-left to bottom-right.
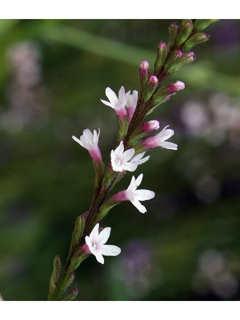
[[48, 19, 218, 301], [72, 84, 178, 263]]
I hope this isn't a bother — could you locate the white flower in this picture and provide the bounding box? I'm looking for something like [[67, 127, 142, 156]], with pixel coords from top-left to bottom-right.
[[126, 90, 138, 121], [85, 223, 121, 264], [124, 174, 155, 213], [100, 86, 130, 119], [143, 125, 178, 151], [72, 128, 100, 150], [72, 128, 102, 162], [111, 141, 149, 172]]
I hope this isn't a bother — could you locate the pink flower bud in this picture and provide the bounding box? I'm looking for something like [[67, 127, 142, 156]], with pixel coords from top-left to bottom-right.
[[139, 60, 150, 89], [141, 120, 160, 133], [183, 52, 195, 62], [149, 75, 159, 86], [175, 50, 183, 59], [159, 41, 168, 50], [140, 60, 149, 72], [139, 60, 150, 78], [167, 81, 185, 94]]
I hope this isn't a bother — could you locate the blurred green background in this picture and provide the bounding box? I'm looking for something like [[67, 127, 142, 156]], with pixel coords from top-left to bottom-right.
[[0, 19, 240, 301]]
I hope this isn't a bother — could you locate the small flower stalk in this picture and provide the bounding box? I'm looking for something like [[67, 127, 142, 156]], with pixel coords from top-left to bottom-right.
[[47, 19, 218, 301]]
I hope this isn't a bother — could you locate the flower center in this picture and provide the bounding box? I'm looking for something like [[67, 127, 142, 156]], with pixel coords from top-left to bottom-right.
[[114, 156, 122, 166], [92, 242, 97, 249]]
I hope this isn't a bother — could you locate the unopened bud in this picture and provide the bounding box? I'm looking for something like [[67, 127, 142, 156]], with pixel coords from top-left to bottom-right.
[[164, 50, 183, 73], [71, 215, 85, 247], [169, 51, 195, 73], [52, 255, 62, 285], [149, 75, 158, 86], [151, 81, 185, 107], [183, 32, 210, 51], [193, 19, 218, 32], [139, 60, 149, 77], [176, 20, 194, 45], [168, 21, 179, 50], [142, 75, 159, 102], [167, 81, 185, 94], [141, 120, 160, 133], [154, 41, 168, 73], [139, 60, 150, 90], [61, 288, 79, 301], [181, 51, 195, 64]]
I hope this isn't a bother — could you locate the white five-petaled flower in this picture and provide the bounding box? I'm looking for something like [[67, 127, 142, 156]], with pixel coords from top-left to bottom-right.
[[111, 141, 150, 172], [72, 128, 102, 162], [100, 86, 130, 119], [113, 173, 155, 213], [142, 125, 178, 151], [85, 223, 121, 264]]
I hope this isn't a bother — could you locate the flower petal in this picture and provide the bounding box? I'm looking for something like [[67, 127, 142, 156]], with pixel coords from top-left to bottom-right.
[[89, 223, 100, 242], [98, 227, 111, 245], [131, 152, 150, 165], [100, 99, 114, 108], [159, 141, 178, 150], [99, 244, 121, 256], [118, 86, 126, 102], [85, 236, 93, 252], [114, 141, 124, 156], [134, 173, 144, 188], [121, 148, 135, 161], [157, 126, 175, 141], [105, 87, 119, 105], [72, 135, 84, 148], [95, 251, 104, 264], [122, 162, 138, 172], [131, 199, 147, 213], [135, 189, 155, 201]]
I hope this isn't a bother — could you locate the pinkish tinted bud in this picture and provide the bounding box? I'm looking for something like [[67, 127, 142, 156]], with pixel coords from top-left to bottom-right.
[[183, 32, 210, 51], [149, 75, 159, 86], [154, 41, 168, 73], [141, 120, 160, 133], [176, 50, 183, 59], [143, 76, 159, 102], [181, 51, 195, 64], [164, 50, 183, 73], [167, 81, 185, 94], [168, 21, 179, 50], [139, 60, 150, 90], [193, 19, 218, 32], [139, 60, 149, 76], [176, 20, 194, 45]]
